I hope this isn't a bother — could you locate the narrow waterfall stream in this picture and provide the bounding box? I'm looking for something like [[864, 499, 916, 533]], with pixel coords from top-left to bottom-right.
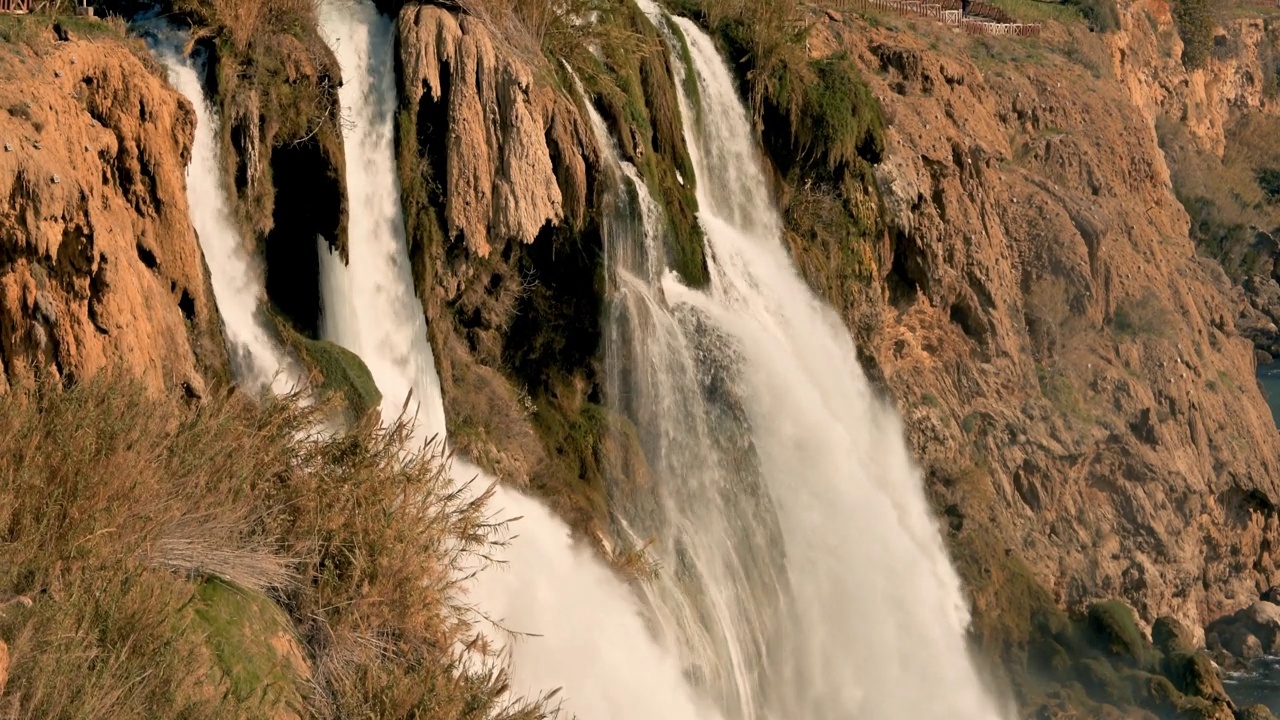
[[155, 39, 295, 394]]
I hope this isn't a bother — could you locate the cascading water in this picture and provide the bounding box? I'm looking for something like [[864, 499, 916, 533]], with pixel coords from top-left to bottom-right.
[[314, 3, 716, 718], [153, 39, 295, 394], [595, 4, 1010, 718]]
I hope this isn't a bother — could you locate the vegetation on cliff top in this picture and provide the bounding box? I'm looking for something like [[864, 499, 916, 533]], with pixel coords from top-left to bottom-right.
[[0, 376, 554, 719]]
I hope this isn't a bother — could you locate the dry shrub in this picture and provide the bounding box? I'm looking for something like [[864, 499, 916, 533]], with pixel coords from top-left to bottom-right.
[[0, 375, 555, 720], [173, 0, 317, 55]]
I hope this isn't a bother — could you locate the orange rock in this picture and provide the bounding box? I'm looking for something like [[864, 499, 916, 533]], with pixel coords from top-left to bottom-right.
[[0, 36, 227, 396]]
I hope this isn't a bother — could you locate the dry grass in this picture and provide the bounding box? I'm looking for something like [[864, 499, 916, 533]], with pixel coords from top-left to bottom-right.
[[0, 375, 556, 720], [173, 0, 318, 54]]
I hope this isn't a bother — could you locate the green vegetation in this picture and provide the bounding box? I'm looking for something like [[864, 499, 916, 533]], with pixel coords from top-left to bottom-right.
[[569, 2, 709, 287], [1064, 0, 1119, 31], [191, 579, 304, 711], [1160, 113, 1280, 282], [1258, 168, 1280, 203], [0, 11, 135, 62], [1172, 0, 1214, 69], [668, 0, 887, 302], [0, 375, 553, 719], [280, 325, 383, 418], [987, 0, 1111, 28]]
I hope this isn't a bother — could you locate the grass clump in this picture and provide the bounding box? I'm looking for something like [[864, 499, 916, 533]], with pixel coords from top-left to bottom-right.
[[1111, 291, 1175, 339], [0, 375, 555, 720]]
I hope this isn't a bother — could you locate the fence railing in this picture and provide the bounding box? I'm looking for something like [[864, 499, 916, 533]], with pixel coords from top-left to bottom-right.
[[0, 0, 32, 14], [839, 0, 1042, 37]]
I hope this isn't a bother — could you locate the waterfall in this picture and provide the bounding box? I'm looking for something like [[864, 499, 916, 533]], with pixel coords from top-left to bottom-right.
[[592, 5, 1009, 718], [154, 39, 295, 394], [314, 3, 716, 718], [314, 0, 447, 437]]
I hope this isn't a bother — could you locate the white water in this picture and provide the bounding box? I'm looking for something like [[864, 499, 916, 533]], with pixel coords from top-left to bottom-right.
[[597, 6, 1009, 718], [156, 42, 295, 394], [315, 3, 716, 718], [314, 1, 447, 436]]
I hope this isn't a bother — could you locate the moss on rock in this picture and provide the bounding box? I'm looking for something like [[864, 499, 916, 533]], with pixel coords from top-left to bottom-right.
[[191, 579, 307, 714]]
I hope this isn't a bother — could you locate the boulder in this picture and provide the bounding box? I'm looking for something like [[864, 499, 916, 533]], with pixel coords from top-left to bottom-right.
[[1208, 626, 1264, 660], [1237, 705, 1280, 720], [1154, 616, 1198, 654], [1208, 602, 1280, 659], [1166, 651, 1233, 707]]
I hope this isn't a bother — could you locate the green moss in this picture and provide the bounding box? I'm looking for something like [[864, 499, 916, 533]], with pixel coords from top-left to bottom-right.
[[528, 393, 611, 535], [276, 323, 381, 418], [580, 5, 709, 288], [1085, 600, 1157, 668], [775, 54, 885, 174], [191, 580, 304, 711]]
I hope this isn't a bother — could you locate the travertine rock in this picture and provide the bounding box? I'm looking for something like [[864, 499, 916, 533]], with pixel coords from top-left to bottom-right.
[[0, 37, 225, 395], [397, 6, 591, 256], [803, 5, 1280, 640]]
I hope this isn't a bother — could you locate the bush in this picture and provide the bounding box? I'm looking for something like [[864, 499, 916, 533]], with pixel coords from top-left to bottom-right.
[[1172, 0, 1214, 70], [1111, 291, 1174, 339], [0, 376, 554, 719], [1066, 0, 1120, 32], [1259, 168, 1280, 203]]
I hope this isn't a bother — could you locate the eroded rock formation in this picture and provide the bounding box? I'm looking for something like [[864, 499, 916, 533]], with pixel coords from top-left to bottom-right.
[[802, 6, 1280, 639], [0, 35, 226, 396], [398, 5, 590, 256]]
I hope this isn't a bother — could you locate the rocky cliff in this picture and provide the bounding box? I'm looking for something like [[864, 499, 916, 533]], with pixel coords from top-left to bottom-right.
[[790, 0, 1280, 635], [7, 1, 1280, 718], [0, 26, 225, 396]]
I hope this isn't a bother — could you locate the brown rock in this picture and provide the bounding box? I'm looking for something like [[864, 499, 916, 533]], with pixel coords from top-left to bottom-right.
[[0, 37, 227, 395], [1238, 704, 1280, 720], [397, 6, 592, 256], [1153, 616, 1197, 654], [799, 1, 1280, 642]]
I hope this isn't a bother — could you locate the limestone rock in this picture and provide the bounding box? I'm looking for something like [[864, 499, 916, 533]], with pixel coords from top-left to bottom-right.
[[801, 0, 1280, 644], [0, 37, 226, 394], [1237, 705, 1280, 720], [1166, 651, 1232, 707], [397, 6, 592, 256]]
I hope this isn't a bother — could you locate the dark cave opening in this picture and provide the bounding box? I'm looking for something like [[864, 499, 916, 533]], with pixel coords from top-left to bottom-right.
[[264, 141, 342, 338], [416, 60, 452, 206]]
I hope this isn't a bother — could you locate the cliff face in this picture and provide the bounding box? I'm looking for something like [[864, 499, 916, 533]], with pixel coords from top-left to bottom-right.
[[395, 4, 617, 535], [795, 0, 1280, 643], [0, 32, 226, 397]]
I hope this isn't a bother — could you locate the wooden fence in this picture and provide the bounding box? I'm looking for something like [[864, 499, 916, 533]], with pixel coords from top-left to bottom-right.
[[839, 0, 1042, 37], [0, 0, 32, 14]]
